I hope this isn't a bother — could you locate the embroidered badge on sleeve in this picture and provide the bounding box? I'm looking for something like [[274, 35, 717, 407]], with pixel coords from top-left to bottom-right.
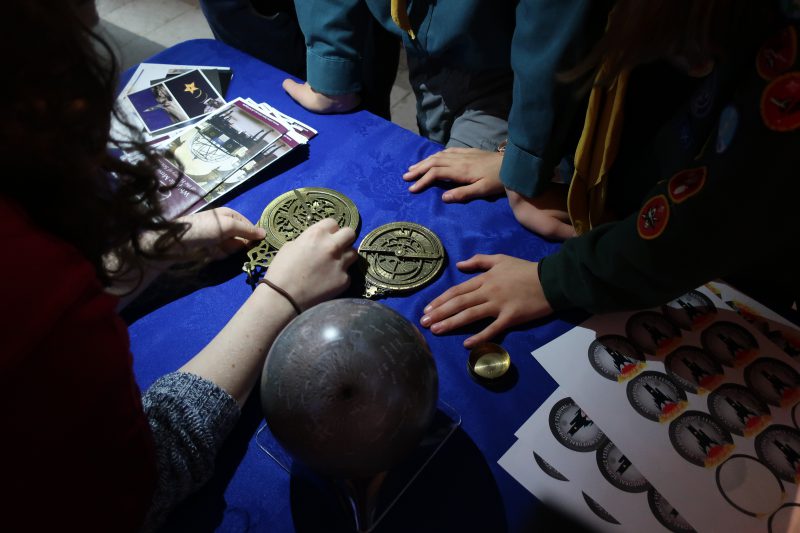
[[668, 167, 707, 203], [637, 195, 671, 239], [761, 71, 800, 131], [757, 26, 797, 80]]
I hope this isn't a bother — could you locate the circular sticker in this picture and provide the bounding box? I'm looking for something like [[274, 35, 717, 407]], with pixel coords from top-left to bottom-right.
[[548, 397, 605, 452], [757, 26, 798, 80], [769, 503, 800, 533], [596, 437, 650, 493], [662, 290, 717, 330], [767, 328, 800, 358], [665, 346, 725, 394], [701, 321, 760, 367], [761, 71, 800, 132], [755, 425, 800, 484], [588, 335, 646, 382], [669, 410, 735, 468], [637, 195, 671, 240], [533, 452, 569, 481], [627, 371, 688, 423], [716, 455, 785, 517], [725, 299, 772, 335], [744, 357, 800, 407], [647, 487, 696, 533], [626, 311, 683, 356], [708, 384, 772, 437], [581, 492, 620, 524], [715, 105, 740, 154]]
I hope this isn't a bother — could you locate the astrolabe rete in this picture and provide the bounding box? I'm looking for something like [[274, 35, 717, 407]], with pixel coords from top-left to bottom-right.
[[260, 187, 360, 249], [358, 222, 445, 298], [243, 187, 359, 285]]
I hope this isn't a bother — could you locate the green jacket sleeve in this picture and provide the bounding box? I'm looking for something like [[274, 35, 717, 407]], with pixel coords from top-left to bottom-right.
[[540, 75, 800, 313], [501, 0, 609, 197], [294, 0, 371, 95]]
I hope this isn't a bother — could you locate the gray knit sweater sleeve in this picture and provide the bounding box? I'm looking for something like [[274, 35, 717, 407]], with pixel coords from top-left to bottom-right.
[[139, 371, 240, 532]]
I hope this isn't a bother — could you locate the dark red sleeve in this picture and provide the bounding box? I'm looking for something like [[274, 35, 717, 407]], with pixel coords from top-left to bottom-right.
[[0, 198, 156, 531]]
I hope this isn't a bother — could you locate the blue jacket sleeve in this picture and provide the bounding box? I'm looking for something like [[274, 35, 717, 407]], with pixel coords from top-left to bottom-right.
[[501, 0, 606, 197], [294, 0, 371, 95]]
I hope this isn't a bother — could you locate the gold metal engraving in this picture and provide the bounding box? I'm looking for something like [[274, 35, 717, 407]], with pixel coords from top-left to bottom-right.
[[357, 222, 444, 298], [259, 187, 360, 249]]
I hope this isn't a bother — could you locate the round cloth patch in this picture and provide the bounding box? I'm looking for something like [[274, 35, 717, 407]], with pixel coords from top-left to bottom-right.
[[754, 424, 800, 484], [716, 454, 785, 517], [626, 311, 683, 356], [715, 105, 739, 154], [757, 26, 798, 80], [701, 321, 760, 367], [596, 437, 650, 493], [667, 167, 707, 204], [708, 383, 772, 437], [744, 357, 800, 408], [548, 397, 605, 452], [665, 346, 725, 395], [588, 335, 646, 382], [761, 71, 800, 131], [669, 410, 735, 468], [647, 487, 696, 533], [662, 289, 717, 330], [637, 195, 671, 239], [627, 371, 688, 423]]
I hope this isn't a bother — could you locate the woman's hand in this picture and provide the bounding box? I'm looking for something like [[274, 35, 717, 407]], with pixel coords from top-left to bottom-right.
[[419, 254, 554, 348], [403, 147, 505, 202], [282, 79, 360, 113], [174, 207, 266, 260], [506, 186, 576, 240], [266, 218, 358, 310]]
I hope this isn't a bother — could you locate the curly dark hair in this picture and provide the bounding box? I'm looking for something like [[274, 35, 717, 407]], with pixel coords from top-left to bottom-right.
[[3, 0, 188, 286]]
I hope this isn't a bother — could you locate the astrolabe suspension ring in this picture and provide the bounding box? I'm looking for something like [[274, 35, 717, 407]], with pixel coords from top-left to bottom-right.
[[358, 222, 445, 298], [259, 187, 360, 249]]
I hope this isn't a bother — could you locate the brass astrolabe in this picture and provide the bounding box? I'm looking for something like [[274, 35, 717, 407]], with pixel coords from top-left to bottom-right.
[[243, 187, 359, 285], [357, 222, 445, 298]]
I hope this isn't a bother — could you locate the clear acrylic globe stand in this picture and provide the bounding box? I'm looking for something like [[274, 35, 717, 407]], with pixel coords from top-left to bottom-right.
[[256, 401, 460, 532]]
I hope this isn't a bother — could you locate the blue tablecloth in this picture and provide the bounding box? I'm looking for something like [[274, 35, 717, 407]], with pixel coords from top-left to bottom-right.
[[125, 39, 583, 532]]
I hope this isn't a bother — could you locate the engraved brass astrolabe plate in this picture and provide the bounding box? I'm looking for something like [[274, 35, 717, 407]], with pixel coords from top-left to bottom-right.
[[242, 187, 359, 286], [357, 222, 445, 298], [260, 187, 359, 249]]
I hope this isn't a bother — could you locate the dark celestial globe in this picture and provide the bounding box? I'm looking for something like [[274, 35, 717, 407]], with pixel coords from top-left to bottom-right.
[[260, 298, 439, 479]]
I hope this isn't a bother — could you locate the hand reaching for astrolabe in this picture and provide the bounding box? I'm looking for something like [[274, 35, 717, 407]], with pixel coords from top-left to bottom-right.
[[419, 254, 554, 348]]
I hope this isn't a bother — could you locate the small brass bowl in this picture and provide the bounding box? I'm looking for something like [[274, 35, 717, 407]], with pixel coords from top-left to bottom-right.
[[467, 342, 511, 382]]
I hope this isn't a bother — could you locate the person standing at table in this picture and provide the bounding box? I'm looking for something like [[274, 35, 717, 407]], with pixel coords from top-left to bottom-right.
[[417, 0, 800, 347], [283, 0, 602, 155], [198, 0, 400, 119], [1, 1, 358, 531]]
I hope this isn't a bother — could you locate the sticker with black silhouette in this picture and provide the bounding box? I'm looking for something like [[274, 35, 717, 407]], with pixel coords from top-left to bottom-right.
[[744, 358, 800, 408], [755, 425, 800, 484], [662, 290, 717, 331], [532, 451, 568, 482], [716, 454, 785, 517], [581, 492, 620, 525], [548, 397, 605, 452], [767, 328, 800, 359], [707, 384, 771, 437], [627, 371, 688, 423], [669, 411, 735, 468], [768, 503, 800, 533], [588, 335, 646, 382], [665, 346, 725, 394], [626, 311, 682, 356], [647, 487, 696, 533], [595, 437, 650, 493], [701, 321, 759, 367]]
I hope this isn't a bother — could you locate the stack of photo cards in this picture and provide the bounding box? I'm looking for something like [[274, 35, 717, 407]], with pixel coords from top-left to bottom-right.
[[154, 97, 315, 219], [113, 63, 233, 145], [502, 282, 800, 532]]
